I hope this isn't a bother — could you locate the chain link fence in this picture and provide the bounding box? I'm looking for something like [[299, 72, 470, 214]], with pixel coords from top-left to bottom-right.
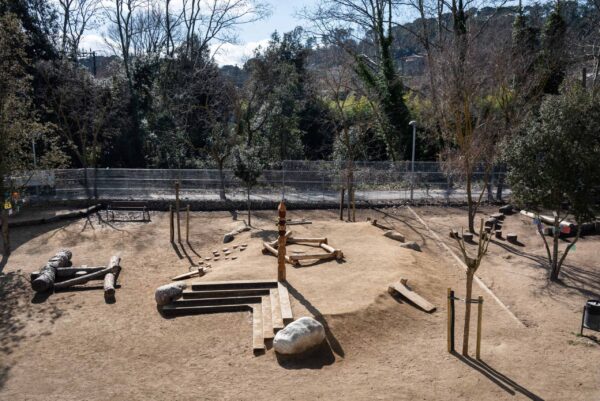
[[11, 161, 509, 206]]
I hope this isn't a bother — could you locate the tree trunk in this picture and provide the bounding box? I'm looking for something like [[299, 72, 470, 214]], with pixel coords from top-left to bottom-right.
[[247, 186, 251, 227], [1, 207, 9, 256], [462, 271, 474, 355], [550, 214, 560, 281], [466, 173, 475, 233], [218, 162, 226, 201]]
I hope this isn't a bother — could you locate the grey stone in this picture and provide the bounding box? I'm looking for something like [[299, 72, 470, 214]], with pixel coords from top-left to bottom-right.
[[273, 317, 326, 355], [383, 230, 405, 242], [155, 282, 187, 306]]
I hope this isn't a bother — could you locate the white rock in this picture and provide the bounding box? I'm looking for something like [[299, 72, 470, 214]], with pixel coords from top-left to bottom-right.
[[399, 241, 421, 252], [383, 230, 405, 242], [155, 282, 187, 306], [274, 317, 325, 355]]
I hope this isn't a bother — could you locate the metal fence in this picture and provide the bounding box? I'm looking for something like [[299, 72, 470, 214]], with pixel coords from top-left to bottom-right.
[[10, 161, 509, 205]]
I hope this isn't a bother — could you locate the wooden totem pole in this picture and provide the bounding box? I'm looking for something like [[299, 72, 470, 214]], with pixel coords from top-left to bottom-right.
[[277, 200, 287, 281]]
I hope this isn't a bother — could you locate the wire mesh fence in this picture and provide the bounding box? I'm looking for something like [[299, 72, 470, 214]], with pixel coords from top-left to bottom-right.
[[11, 161, 509, 205]]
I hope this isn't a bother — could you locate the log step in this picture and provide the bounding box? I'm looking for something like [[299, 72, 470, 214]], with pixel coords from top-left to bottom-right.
[[252, 304, 265, 351], [270, 287, 284, 331], [262, 296, 274, 340], [161, 304, 251, 316], [278, 282, 294, 323], [190, 280, 277, 291], [182, 288, 270, 299], [170, 296, 262, 307]]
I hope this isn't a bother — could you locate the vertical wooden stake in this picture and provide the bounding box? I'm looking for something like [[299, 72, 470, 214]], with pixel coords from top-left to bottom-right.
[[169, 204, 174, 243], [175, 181, 181, 242], [476, 296, 483, 360], [186, 205, 190, 243], [277, 201, 287, 282], [339, 187, 345, 221], [449, 289, 455, 353]]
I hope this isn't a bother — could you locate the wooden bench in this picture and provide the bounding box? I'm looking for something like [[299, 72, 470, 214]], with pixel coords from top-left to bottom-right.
[[106, 201, 150, 222]]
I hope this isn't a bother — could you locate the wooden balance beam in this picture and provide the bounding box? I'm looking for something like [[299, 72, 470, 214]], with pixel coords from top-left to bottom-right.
[[263, 235, 343, 266], [388, 279, 436, 313]]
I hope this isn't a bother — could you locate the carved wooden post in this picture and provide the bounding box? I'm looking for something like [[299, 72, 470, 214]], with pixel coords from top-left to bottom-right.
[[277, 201, 287, 282], [175, 181, 181, 242]]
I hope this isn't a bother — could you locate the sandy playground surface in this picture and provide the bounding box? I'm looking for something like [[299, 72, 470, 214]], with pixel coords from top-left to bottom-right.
[[0, 205, 599, 400]]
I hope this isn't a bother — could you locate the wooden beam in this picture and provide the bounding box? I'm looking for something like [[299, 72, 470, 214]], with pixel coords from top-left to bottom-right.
[[320, 243, 343, 259], [270, 288, 284, 331], [277, 201, 287, 281], [287, 253, 337, 261], [54, 264, 119, 291], [183, 289, 270, 299], [278, 282, 293, 324], [262, 296, 274, 340], [190, 280, 277, 291], [252, 304, 265, 351], [287, 237, 328, 244], [103, 255, 121, 300], [388, 279, 436, 313]]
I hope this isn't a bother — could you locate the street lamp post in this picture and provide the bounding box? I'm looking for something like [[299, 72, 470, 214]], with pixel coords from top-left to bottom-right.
[[409, 121, 417, 202]]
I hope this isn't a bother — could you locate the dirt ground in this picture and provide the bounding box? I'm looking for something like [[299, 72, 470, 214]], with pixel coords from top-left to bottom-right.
[[0, 205, 598, 401]]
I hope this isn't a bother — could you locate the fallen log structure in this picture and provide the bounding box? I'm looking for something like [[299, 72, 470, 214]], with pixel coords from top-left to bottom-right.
[[54, 261, 120, 291], [262, 233, 343, 266], [31, 249, 73, 292], [103, 256, 122, 300]]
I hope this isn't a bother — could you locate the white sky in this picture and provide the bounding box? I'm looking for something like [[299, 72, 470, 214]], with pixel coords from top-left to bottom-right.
[[80, 0, 317, 66]]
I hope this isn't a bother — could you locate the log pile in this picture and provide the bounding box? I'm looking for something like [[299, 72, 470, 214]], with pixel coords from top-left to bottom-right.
[[30, 250, 122, 301]]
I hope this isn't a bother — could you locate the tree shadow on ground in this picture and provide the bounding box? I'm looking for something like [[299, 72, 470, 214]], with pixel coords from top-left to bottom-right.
[[0, 271, 67, 390], [451, 352, 545, 400], [370, 207, 429, 245], [491, 240, 600, 299], [281, 281, 344, 359]]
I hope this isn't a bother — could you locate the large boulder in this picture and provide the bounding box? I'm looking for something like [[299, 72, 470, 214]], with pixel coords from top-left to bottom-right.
[[399, 241, 421, 252], [273, 317, 326, 355], [383, 230, 405, 242], [155, 282, 187, 306]]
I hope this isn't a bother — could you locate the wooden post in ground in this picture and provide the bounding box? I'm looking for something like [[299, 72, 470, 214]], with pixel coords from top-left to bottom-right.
[[447, 288, 455, 353], [277, 201, 287, 282], [169, 204, 174, 243], [339, 187, 345, 221], [175, 180, 181, 242], [476, 296, 483, 360], [186, 205, 190, 242]]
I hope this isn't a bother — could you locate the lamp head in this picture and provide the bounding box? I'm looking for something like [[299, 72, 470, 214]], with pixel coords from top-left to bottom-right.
[[409, 120, 417, 126]]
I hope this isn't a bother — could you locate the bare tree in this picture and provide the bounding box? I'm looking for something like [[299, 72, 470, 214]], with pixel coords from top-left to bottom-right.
[[181, 0, 271, 58], [453, 219, 491, 356], [58, 0, 103, 55]]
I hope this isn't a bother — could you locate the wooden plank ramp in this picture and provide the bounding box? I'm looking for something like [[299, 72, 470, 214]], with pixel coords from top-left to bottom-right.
[[252, 304, 265, 352], [278, 282, 294, 323], [262, 296, 274, 340], [388, 279, 436, 313], [270, 288, 284, 331]]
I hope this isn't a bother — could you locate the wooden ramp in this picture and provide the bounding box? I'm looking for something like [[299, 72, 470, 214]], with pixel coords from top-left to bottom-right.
[[160, 280, 293, 353], [388, 279, 436, 313]]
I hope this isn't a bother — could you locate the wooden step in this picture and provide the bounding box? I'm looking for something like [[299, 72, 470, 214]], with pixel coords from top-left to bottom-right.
[[278, 282, 294, 323], [261, 296, 274, 340], [251, 304, 265, 352], [170, 296, 262, 307], [161, 304, 251, 316], [388, 279, 436, 313], [270, 287, 284, 331], [191, 280, 277, 291], [182, 288, 270, 299]]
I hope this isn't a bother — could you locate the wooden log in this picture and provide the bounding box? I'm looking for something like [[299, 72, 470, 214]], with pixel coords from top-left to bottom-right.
[[30, 266, 107, 281], [495, 230, 503, 239], [320, 243, 343, 259], [278, 282, 293, 323], [287, 253, 337, 261], [262, 242, 278, 256], [31, 249, 72, 292], [507, 233, 518, 243], [175, 181, 181, 242], [54, 264, 119, 291], [186, 205, 190, 242], [171, 267, 206, 281], [462, 232, 474, 242], [339, 187, 345, 221], [270, 288, 284, 331], [449, 230, 458, 239], [287, 237, 327, 244], [447, 288, 452, 353], [103, 255, 122, 299], [169, 204, 174, 243]]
